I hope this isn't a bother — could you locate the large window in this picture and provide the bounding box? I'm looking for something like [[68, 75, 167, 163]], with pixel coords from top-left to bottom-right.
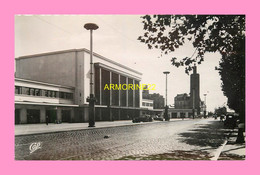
[[65, 93, 73, 99], [59, 92, 73, 99], [101, 69, 110, 106], [35, 89, 41, 96], [112, 72, 119, 106], [120, 76, 127, 107], [134, 80, 140, 107], [128, 78, 133, 107], [22, 87, 29, 95], [94, 67, 100, 105], [15, 86, 21, 94], [29, 88, 35, 95]]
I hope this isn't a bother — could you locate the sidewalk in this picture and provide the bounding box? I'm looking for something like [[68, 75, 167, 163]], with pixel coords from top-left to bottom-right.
[[15, 119, 183, 136], [217, 128, 246, 160]]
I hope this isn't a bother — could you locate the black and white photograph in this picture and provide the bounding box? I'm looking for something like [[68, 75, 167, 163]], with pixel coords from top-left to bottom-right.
[[14, 15, 245, 160]]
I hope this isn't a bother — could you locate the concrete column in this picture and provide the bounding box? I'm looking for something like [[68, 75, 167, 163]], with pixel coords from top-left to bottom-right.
[[133, 79, 135, 107], [169, 112, 172, 119], [40, 107, 46, 123], [118, 74, 121, 106], [57, 107, 62, 122], [70, 108, 75, 123], [126, 77, 128, 107], [185, 112, 189, 118], [109, 108, 113, 121], [177, 112, 180, 118], [99, 67, 102, 105], [20, 108, 27, 124], [84, 107, 89, 122], [98, 108, 102, 121], [109, 71, 112, 106]]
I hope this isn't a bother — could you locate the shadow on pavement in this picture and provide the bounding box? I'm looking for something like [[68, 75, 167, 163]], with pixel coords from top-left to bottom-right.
[[117, 150, 212, 160], [177, 120, 232, 148]]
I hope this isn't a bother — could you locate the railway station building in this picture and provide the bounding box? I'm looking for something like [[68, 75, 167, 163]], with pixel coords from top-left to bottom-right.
[[15, 49, 143, 124]]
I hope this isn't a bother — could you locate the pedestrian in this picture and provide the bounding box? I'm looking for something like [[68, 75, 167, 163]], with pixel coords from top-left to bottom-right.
[[46, 116, 49, 125]]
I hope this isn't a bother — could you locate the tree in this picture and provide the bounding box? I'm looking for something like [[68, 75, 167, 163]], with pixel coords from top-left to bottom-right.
[[138, 15, 245, 142], [217, 43, 245, 115]]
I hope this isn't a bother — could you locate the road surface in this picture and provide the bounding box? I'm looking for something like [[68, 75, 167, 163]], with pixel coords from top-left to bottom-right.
[[15, 118, 230, 160]]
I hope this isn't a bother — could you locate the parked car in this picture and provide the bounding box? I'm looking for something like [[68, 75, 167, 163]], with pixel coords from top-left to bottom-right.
[[224, 114, 239, 129], [220, 115, 225, 122], [132, 115, 153, 123], [153, 115, 164, 121]]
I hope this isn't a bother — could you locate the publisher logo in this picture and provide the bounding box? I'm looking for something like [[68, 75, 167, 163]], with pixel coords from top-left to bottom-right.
[[29, 142, 42, 154]]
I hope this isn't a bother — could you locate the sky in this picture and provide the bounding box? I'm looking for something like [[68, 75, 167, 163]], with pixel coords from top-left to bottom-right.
[[15, 15, 230, 112]]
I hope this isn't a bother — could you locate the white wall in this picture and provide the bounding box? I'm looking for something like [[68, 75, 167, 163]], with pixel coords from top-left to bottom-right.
[[16, 51, 77, 87]]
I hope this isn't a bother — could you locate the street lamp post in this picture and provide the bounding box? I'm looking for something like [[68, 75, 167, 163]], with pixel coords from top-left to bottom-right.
[[204, 93, 207, 118], [84, 23, 99, 127], [163, 71, 170, 121], [192, 88, 195, 119]]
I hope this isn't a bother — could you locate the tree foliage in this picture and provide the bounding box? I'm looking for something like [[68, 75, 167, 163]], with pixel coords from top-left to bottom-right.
[[216, 38, 245, 117], [138, 15, 245, 74]]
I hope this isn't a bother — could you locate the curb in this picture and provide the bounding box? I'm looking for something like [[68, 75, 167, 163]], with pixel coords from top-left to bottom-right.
[[15, 119, 185, 137], [210, 140, 228, 160]]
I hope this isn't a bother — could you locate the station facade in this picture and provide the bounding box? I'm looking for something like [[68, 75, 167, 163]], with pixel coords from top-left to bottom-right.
[[15, 49, 143, 124]]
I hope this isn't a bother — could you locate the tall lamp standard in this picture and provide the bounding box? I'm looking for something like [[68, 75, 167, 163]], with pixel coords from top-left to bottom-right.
[[204, 93, 207, 118], [163, 71, 170, 121], [84, 23, 99, 127], [192, 88, 195, 119]]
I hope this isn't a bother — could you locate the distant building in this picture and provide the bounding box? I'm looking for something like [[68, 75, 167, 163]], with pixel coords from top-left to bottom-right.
[[169, 66, 201, 118], [174, 93, 190, 109], [150, 93, 165, 109], [142, 86, 165, 109], [141, 98, 154, 115], [141, 86, 164, 116], [142, 86, 150, 99]]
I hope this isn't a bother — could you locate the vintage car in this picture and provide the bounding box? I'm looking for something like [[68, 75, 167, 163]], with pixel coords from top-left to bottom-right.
[[153, 115, 164, 121], [132, 115, 153, 123], [224, 114, 239, 129]]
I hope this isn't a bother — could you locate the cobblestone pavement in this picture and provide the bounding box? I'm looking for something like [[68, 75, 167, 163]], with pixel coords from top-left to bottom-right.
[[15, 118, 231, 160]]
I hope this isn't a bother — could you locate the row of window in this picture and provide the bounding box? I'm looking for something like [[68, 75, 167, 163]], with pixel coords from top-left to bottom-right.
[[142, 102, 153, 107], [15, 86, 73, 100]]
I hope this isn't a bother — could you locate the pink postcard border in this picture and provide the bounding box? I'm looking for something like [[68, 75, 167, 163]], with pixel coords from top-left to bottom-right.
[[0, 0, 259, 175]]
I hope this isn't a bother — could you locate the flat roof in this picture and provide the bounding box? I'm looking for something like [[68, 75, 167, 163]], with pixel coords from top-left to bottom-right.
[[16, 48, 142, 76]]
